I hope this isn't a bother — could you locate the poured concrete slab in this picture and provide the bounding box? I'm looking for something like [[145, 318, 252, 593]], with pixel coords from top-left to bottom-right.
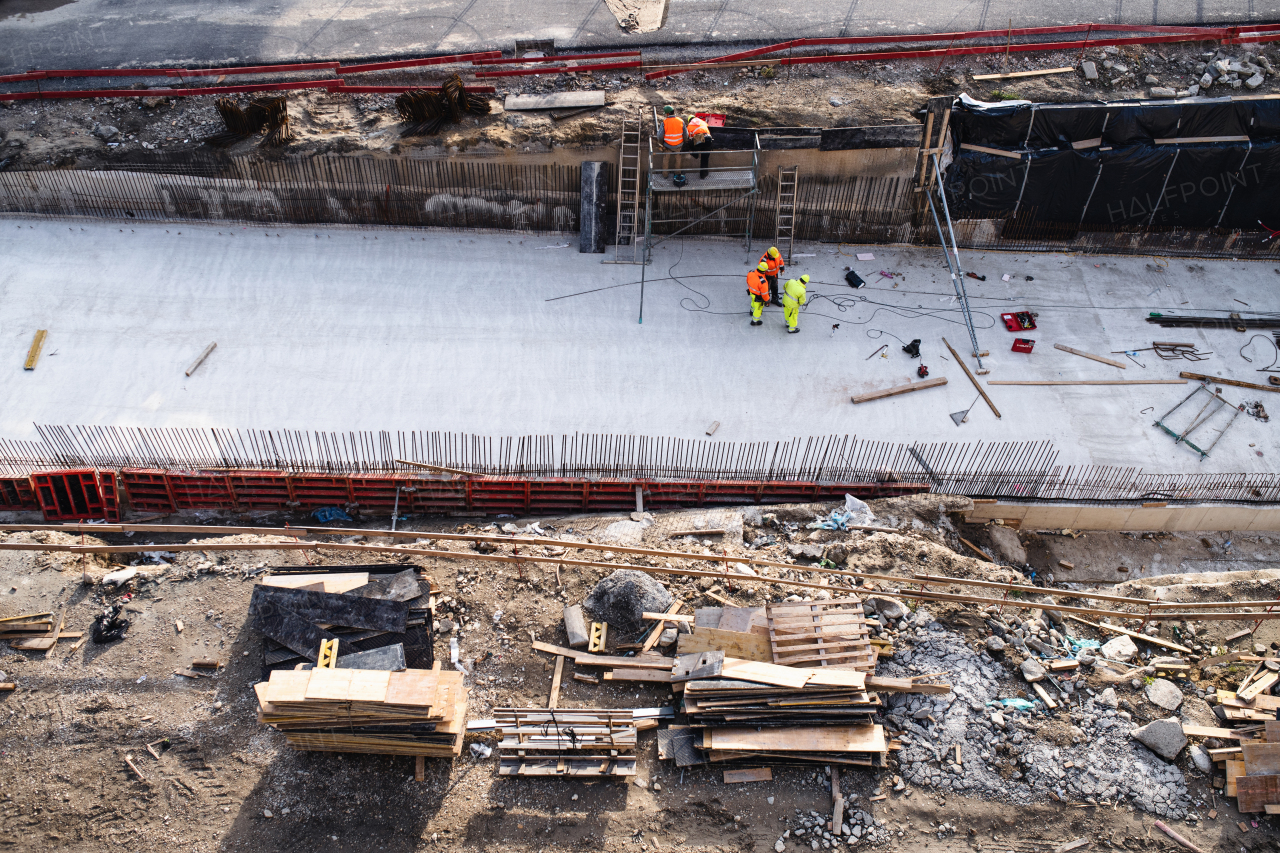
[[0, 215, 1276, 478]]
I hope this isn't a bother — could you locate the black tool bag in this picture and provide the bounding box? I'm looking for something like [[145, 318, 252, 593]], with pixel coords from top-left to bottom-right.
[[845, 270, 865, 288]]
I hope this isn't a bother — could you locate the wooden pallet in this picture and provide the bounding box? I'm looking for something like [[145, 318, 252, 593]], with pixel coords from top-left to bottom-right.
[[766, 598, 875, 670]]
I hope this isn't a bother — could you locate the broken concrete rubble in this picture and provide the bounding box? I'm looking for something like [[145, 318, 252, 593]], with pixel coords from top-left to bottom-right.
[[1131, 718, 1188, 762], [583, 569, 672, 633]]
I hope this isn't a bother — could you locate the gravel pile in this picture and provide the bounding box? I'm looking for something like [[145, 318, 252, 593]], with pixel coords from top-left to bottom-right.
[[880, 610, 1191, 819]]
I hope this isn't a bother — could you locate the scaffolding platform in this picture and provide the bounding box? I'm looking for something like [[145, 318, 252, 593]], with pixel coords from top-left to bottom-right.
[[649, 170, 757, 192]]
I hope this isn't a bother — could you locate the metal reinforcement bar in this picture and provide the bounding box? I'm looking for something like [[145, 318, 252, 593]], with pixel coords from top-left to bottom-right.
[[5, 526, 1280, 620]]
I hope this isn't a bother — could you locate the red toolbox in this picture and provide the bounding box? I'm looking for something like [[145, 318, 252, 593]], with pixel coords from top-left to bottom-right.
[[1011, 338, 1035, 353], [1001, 311, 1037, 331]]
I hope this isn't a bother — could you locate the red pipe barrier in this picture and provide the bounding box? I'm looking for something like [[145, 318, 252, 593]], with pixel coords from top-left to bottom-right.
[[0, 71, 46, 83], [474, 59, 641, 78], [472, 50, 641, 65], [332, 84, 496, 94], [0, 78, 344, 101], [646, 27, 1239, 79], [337, 50, 501, 75], [170, 62, 340, 78]]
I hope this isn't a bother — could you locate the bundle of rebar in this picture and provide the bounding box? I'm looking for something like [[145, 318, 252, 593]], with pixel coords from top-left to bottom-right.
[[204, 96, 292, 147], [396, 73, 491, 137]]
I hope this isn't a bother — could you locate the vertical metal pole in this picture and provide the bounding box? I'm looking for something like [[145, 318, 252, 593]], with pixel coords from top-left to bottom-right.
[[931, 153, 983, 369], [391, 486, 400, 531]]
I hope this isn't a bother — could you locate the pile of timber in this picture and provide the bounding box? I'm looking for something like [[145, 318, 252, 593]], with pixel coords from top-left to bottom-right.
[[254, 664, 467, 757], [1189, 652, 1280, 813], [3, 610, 81, 651], [251, 567, 434, 675], [664, 651, 945, 768], [494, 708, 637, 778]]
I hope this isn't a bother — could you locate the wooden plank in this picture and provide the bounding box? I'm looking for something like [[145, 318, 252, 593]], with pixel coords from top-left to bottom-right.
[[184, 342, 217, 376], [1054, 343, 1127, 369], [959, 142, 1023, 160], [972, 66, 1075, 81], [677, 628, 772, 663], [572, 673, 599, 685], [642, 612, 694, 622], [1227, 760, 1245, 796], [602, 668, 672, 683], [987, 379, 1187, 385], [1184, 725, 1248, 739], [1266, 721, 1280, 742], [942, 336, 1001, 418], [548, 655, 565, 709], [1240, 671, 1280, 702], [1048, 660, 1080, 671], [1243, 743, 1280, 776], [1155, 135, 1252, 144], [719, 658, 813, 689], [641, 600, 682, 653], [23, 330, 47, 370], [958, 537, 993, 561], [1064, 615, 1193, 654], [668, 529, 726, 538], [415, 755, 425, 782], [708, 724, 886, 754], [531, 640, 674, 669], [261, 573, 370, 594], [1180, 371, 1280, 394], [851, 376, 947, 404], [723, 767, 773, 783], [805, 669, 867, 689], [504, 91, 606, 110], [1032, 682, 1058, 709], [1236, 774, 1280, 812]]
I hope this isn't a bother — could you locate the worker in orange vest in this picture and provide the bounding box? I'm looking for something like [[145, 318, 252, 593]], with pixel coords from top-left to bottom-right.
[[660, 105, 686, 180], [747, 262, 771, 327], [685, 114, 712, 179], [759, 246, 785, 303]]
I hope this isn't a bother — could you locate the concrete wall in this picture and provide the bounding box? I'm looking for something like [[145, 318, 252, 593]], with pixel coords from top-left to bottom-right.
[[965, 501, 1280, 532]]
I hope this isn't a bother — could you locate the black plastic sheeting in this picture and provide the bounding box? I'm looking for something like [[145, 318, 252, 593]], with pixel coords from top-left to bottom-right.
[[946, 142, 1280, 231], [951, 98, 1280, 149]]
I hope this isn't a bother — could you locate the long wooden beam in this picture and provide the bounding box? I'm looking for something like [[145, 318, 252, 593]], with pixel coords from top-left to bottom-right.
[[987, 379, 1187, 386], [1180, 372, 1280, 394], [3, 535, 1274, 621], [942, 337, 1001, 418], [850, 376, 947, 404], [4, 523, 1276, 615]]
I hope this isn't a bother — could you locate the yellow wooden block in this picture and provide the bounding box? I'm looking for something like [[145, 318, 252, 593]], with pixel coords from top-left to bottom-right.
[[23, 330, 47, 371]]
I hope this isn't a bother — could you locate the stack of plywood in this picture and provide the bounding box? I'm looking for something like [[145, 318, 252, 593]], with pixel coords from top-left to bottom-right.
[[670, 655, 904, 767], [494, 708, 637, 779], [254, 664, 467, 757]]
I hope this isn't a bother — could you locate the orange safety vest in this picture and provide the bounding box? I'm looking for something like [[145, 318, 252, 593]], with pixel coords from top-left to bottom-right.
[[687, 116, 711, 140], [663, 116, 686, 147], [759, 252, 784, 276], [747, 270, 771, 300]]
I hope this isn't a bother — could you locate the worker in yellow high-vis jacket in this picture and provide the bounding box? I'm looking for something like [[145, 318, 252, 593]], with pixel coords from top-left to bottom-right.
[[782, 274, 809, 334]]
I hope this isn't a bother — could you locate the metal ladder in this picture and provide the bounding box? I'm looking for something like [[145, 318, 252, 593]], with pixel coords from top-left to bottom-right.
[[607, 115, 643, 264], [774, 165, 798, 263]]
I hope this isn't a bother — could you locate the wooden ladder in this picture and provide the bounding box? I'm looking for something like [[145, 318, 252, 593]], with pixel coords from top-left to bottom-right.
[[774, 165, 799, 263], [609, 115, 643, 264]]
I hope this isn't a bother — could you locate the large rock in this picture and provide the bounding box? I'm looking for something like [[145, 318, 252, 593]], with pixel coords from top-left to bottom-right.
[[584, 569, 673, 634], [1189, 744, 1212, 774], [986, 525, 1027, 564], [865, 596, 908, 621], [1145, 678, 1183, 711], [1100, 634, 1139, 662], [1020, 657, 1046, 683], [985, 635, 1007, 655], [1096, 687, 1119, 708], [1132, 717, 1187, 761]]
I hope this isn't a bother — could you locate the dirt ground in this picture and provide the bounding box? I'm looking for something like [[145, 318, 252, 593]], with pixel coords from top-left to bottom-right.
[[1, 41, 1277, 170], [1, 497, 1279, 852]]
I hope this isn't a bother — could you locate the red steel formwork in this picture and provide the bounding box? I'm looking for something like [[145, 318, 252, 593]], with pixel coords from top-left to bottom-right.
[[0, 468, 930, 520]]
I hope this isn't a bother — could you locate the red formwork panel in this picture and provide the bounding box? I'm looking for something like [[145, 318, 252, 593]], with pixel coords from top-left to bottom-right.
[[97, 470, 121, 522], [227, 471, 293, 507], [119, 469, 178, 512], [348, 475, 414, 510], [31, 469, 106, 520], [406, 482, 468, 513], [167, 473, 236, 509], [288, 475, 354, 509], [0, 477, 39, 511]]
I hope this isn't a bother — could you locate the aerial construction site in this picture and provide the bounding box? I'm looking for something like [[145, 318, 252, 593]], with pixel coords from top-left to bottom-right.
[[4, 2, 1280, 852]]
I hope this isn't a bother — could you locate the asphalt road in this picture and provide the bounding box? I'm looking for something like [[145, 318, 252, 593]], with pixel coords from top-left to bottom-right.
[[0, 0, 1277, 73]]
